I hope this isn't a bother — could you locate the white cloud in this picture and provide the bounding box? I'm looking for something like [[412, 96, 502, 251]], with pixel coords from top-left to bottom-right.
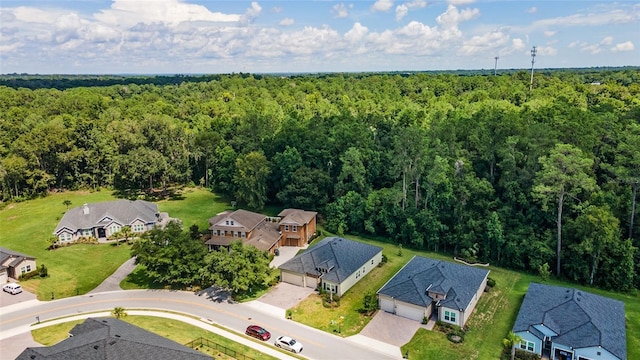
[[332, 3, 349, 18], [396, 5, 408, 21], [531, 8, 638, 28], [612, 41, 634, 52], [527, 7, 537, 14], [406, 0, 427, 9], [345, 22, 369, 43], [436, 5, 480, 28], [512, 38, 525, 51], [448, 0, 475, 5], [240, 2, 262, 24], [272, 7, 282, 14], [458, 30, 509, 56], [279, 18, 294, 26], [600, 36, 613, 45], [536, 46, 557, 56], [543, 31, 555, 37], [94, 0, 241, 27], [372, 0, 394, 13]]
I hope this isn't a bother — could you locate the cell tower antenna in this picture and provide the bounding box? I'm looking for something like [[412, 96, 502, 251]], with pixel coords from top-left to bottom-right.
[[529, 46, 537, 91], [494, 56, 499, 76]]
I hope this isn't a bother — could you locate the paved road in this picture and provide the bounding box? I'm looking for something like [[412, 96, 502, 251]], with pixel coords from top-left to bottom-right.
[[0, 290, 400, 360]]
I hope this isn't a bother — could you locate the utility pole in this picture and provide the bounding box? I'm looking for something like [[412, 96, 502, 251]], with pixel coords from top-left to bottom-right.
[[529, 46, 537, 92], [494, 56, 499, 76]]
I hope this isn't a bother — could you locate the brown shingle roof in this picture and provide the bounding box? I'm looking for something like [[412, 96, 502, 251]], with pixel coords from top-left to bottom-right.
[[278, 209, 317, 226]]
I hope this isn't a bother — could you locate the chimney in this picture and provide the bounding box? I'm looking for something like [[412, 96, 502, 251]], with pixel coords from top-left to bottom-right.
[[82, 204, 90, 215]]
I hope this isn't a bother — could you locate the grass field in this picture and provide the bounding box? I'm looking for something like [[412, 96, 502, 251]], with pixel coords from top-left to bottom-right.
[[0, 187, 223, 300], [30, 315, 278, 360]]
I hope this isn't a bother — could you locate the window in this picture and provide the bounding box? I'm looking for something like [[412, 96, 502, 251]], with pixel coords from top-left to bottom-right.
[[241, 232, 246, 238], [225, 220, 229, 225], [519, 340, 534, 352], [230, 221, 234, 225], [284, 225, 289, 231], [292, 225, 297, 232], [234, 231, 239, 237], [21, 266, 26, 274], [371, 259, 374, 265], [133, 224, 144, 232], [444, 310, 456, 323]]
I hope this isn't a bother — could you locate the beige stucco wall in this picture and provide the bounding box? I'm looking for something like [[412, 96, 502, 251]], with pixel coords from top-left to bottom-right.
[[335, 250, 382, 296]]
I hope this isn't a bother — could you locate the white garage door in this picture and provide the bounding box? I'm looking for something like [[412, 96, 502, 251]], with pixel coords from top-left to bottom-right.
[[395, 302, 425, 322], [281, 271, 304, 287], [379, 296, 395, 313], [0, 271, 7, 285]]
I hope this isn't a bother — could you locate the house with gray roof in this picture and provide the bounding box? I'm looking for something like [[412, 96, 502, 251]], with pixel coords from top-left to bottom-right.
[[0, 247, 36, 283], [278, 237, 382, 296], [377, 256, 489, 325], [512, 283, 626, 360], [17, 317, 210, 360], [53, 200, 170, 243]]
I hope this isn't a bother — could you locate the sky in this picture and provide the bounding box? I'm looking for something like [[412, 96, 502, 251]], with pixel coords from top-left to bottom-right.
[[0, 0, 638, 74]]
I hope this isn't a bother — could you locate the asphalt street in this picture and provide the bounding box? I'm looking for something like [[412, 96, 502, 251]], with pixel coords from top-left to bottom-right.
[[0, 289, 400, 360]]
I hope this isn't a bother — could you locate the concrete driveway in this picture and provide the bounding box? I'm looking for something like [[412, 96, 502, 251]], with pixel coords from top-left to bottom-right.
[[1, 285, 37, 307], [256, 282, 315, 310], [359, 310, 424, 347]]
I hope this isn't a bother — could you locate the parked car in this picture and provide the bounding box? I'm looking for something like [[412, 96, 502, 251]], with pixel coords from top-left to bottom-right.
[[245, 325, 271, 341], [3, 283, 23, 295], [274, 336, 303, 353]]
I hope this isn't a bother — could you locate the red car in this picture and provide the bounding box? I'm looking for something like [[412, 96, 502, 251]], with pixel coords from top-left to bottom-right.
[[245, 325, 271, 341]]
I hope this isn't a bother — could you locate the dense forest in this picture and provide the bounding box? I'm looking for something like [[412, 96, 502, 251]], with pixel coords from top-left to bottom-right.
[[1, 70, 638, 291]]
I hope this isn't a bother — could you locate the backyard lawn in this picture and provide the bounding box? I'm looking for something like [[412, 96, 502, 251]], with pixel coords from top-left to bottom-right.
[[0, 187, 223, 300]]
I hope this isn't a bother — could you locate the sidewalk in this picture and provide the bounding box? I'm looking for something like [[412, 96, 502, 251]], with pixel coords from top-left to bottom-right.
[[28, 309, 299, 360]]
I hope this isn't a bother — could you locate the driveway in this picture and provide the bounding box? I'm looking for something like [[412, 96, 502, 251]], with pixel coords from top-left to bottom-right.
[[359, 310, 424, 347], [256, 282, 315, 310], [1, 285, 37, 307]]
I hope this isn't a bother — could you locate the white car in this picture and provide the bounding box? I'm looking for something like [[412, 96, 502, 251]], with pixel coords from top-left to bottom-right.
[[3, 283, 23, 295], [274, 335, 303, 353]]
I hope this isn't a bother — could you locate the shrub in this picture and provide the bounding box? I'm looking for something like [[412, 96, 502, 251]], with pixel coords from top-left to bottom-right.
[[360, 292, 378, 315], [487, 277, 496, 287], [19, 269, 40, 281], [39, 264, 48, 278]]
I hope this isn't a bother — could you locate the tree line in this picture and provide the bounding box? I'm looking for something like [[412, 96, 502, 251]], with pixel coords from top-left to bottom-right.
[[0, 70, 638, 291]]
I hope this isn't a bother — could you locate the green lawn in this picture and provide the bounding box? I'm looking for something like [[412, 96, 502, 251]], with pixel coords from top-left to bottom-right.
[[30, 315, 278, 360], [290, 234, 640, 360], [0, 187, 223, 300]]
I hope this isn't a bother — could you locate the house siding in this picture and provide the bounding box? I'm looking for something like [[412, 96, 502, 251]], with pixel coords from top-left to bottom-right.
[[332, 250, 382, 296], [439, 307, 462, 326], [462, 273, 488, 325], [515, 331, 543, 356]]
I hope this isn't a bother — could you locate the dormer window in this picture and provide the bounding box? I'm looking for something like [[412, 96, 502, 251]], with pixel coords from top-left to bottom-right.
[[292, 225, 297, 232], [225, 220, 229, 225], [284, 225, 289, 231], [230, 220, 234, 225]]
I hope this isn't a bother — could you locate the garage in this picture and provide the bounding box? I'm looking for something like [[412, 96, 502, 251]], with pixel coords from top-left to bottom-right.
[[379, 296, 395, 313], [0, 271, 7, 285], [395, 301, 426, 322], [281, 271, 304, 287]]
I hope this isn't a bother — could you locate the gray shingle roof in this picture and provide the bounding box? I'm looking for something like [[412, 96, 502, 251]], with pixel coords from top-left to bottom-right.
[[513, 283, 626, 360], [17, 317, 210, 360], [278, 237, 382, 283], [0, 247, 35, 272], [377, 256, 489, 311], [54, 200, 159, 235]]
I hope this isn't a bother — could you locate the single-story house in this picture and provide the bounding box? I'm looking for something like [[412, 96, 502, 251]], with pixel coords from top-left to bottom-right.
[[206, 208, 317, 254], [278, 237, 383, 296], [17, 317, 210, 360], [377, 256, 489, 326], [278, 209, 317, 247], [512, 283, 626, 360], [53, 200, 171, 243], [0, 247, 37, 283]]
